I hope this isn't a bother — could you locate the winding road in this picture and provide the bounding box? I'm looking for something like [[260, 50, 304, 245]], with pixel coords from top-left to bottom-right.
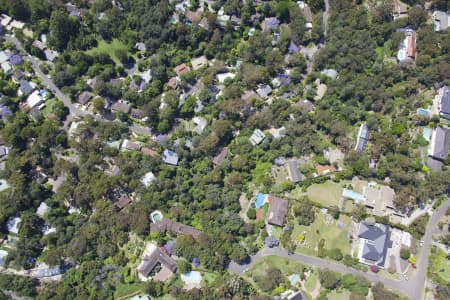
[[4, 34, 153, 136], [229, 197, 450, 300]]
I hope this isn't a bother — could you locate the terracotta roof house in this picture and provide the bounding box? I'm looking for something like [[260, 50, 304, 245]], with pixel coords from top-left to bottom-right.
[[77, 91, 93, 105], [150, 218, 203, 239], [355, 123, 370, 153], [114, 195, 132, 210], [111, 100, 131, 114], [358, 222, 393, 267], [213, 147, 228, 165], [397, 29, 416, 64], [174, 63, 190, 77], [315, 164, 336, 176], [141, 147, 158, 157], [428, 126, 450, 161], [266, 196, 289, 226]]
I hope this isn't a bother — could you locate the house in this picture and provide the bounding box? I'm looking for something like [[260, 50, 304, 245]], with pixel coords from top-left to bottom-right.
[[111, 100, 131, 114], [18, 80, 34, 96], [267, 196, 289, 227], [141, 171, 156, 187], [256, 84, 272, 99], [114, 195, 132, 210], [137, 244, 177, 282], [121, 139, 141, 151], [9, 20, 25, 30], [397, 29, 416, 64], [315, 164, 336, 176], [44, 49, 59, 62], [428, 126, 450, 161], [217, 14, 231, 27], [302, 6, 313, 29], [216, 72, 235, 83], [168, 77, 179, 89], [320, 69, 338, 80], [77, 91, 93, 106], [141, 147, 158, 157], [11, 70, 25, 83], [0, 14, 12, 27], [31, 266, 63, 278], [433, 11, 450, 31], [355, 123, 370, 153], [269, 126, 286, 139], [0, 51, 8, 64], [174, 63, 190, 77], [135, 42, 146, 52], [25, 90, 44, 110], [192, 116, 207, 134], [286, 160, 305, 183], [438, 86, 450, 120], [0, 62, 11, 74], [250, 129, 266, 146], [150, 218, 203, 239], [186, 10, 202, 23], [131, 108, 146, 120], [162, 149, 179, 165], [262, 17, 280, 32], [357, 222, 393, 267], [190, 56, 208, 71], [393, 0, 408, 19], [6, 217, 21, 234], [213, 147, 228, 165]]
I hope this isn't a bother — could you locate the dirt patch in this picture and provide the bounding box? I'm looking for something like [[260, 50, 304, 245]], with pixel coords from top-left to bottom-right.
[[239, 193, 250, 223]]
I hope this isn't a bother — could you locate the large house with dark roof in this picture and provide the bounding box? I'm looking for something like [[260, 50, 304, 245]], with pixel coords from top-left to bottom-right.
[[137, 243, 177, 282], [150, 218, 203, 240], [428, 126, 450, 161], [355, 123, 369, 153], [357, 222, 393, 267], [438, 86, 450, 120], [267, 196, 289, 227]]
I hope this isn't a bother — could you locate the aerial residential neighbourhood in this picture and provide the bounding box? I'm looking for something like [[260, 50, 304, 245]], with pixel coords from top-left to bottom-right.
[[0, 0, 449, 300]]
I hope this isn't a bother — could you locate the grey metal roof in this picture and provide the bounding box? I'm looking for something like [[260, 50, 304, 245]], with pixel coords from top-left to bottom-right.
[[355, 123, 369, 153], [430, 127, 450, 160], [358, 222, 392, 266], [441, 86, 450, 120], [286, 160, 305, 183], [162, 149, 179, 165]]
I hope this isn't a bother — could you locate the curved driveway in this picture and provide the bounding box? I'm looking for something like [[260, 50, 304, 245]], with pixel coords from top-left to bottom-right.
[[229, 198, 450, 300]]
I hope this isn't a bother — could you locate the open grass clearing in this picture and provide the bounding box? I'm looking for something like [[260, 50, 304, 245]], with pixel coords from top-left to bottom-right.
[[306, 180, 343, 207], [437, 250, 450, 283], [327, 289, 351, 300], [114, 282, 145, 299], [304, 271, 318, 292], [86, 39, 130, 65], [249, 256, 305, 278], [292, 211, 352, 257]]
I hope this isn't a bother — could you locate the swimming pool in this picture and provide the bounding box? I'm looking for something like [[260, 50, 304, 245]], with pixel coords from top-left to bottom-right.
[[255, 194, 267, 209], [417, 108, 431, 118], [342, 189, 365, 202], [183, 271, 202, 282], [423, 127, 431, 142]]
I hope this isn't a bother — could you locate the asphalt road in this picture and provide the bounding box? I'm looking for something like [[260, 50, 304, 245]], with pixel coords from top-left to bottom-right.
[[229, 198, 450, 300], [4, 34, 153, 136]]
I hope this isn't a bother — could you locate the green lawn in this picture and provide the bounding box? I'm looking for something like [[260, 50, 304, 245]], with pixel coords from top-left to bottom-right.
[[114, 282, 145, 299], [292, 212, 351, 256], [327, 290, 351, 300], [306, 181, 343, 207], [201, 272, 217, 288], [86, 39, 130, 64], [304, 271, 318, 292], [437, 250, 450, 282], [41, 98, 61, 117], [250, 256, 304, 277]]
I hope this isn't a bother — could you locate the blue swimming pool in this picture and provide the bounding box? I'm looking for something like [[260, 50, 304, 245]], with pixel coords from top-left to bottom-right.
[[342, 189, 365, 202], [417, 108, 431, 117], [423, 127, 431, 142], [255, 194, 267, 208]]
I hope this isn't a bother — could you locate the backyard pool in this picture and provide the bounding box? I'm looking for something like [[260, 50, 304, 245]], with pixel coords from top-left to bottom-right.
[[255, 194, 267, 209], [423, 127, 431, 142]]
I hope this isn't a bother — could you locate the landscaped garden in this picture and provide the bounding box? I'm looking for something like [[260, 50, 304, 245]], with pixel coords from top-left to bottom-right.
[[306, 181, 343, 207], [292, 211, 352, 257]]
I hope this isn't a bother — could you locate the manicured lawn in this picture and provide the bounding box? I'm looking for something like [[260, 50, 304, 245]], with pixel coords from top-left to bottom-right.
[[250, 256, 304, 277], [86, 39, 130, 64], [114, 282, 145, 299], [327, 290, 351, 300], [306, 181, 343, 207], [292, 212, 351, 256], [304, 271, 318, 292]]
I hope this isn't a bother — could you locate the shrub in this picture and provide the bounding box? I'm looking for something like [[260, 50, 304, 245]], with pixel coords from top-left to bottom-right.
[[247, 208, 256, 219], [400, 248, 411, 260]]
